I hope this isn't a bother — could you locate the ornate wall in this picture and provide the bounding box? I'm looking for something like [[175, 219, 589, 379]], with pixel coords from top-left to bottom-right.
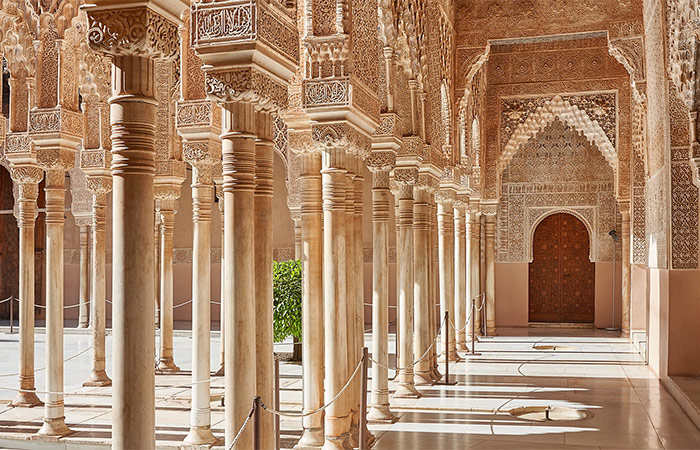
[[497, 118, 619, 263]]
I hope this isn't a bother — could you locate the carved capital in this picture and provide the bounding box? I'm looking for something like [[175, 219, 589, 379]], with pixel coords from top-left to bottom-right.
[[86, 175, 113, 195], [183, 140, 222, 169], [154, 159, 187, 183], [435, 189, 457, 206], [205, 68, 288, 111], [366, 151, 396, 172], [10, 165, 44, 185], [288, 130, 316, 155], [85, 6, 181, 59], [38, 148, 75, 172], [393, 167, 418, 185], [311, 123, 371, 158]]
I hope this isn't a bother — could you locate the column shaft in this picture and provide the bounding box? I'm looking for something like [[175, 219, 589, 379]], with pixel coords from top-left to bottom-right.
[[296, 152, 324, 448], [254, 139, 275, 449], [186, 169, 216, 444], [110, 54, 157, 450], [11, 178, 42, 407], [78, 225, 90, 328], [221, 106, 256, 449], [322, 146, 351, 448], [38, 169, 71, 436], [484, 215, 496, 335], [467, 213, 482, 335], [367, 169, 396, 422], [158, 203, 179, 372], [621, 210, 631, 336], [413, 189, 432, 384], [438, 201, 457, 361], [454, 206, 467, 350], [84, 191, 111, 386], [429, 201, 441, 381], [394, 183, 420, 398]]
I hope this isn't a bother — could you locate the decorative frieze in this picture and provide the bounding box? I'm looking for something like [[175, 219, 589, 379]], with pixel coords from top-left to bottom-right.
[[28, 107, 82, 138]]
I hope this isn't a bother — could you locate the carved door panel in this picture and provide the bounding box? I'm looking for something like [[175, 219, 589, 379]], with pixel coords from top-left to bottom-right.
[[529, 213, 594, 323]]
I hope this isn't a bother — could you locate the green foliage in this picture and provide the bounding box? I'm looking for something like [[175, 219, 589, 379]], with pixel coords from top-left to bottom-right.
[[273, 259, 302, 343]]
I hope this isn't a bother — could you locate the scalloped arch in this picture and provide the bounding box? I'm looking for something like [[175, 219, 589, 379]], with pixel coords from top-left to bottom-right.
[[528, 209, 595, 263], [499, 95, 618, 178]]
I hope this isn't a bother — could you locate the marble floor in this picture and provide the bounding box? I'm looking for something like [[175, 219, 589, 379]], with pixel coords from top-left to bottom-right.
[[0, 327, 697, 449]]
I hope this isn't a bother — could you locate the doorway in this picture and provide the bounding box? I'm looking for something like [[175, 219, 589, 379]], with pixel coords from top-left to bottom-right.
[[529, 213, 594, 323]]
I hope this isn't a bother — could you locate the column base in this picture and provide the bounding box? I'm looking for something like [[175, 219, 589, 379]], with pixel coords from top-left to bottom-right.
[[430, 367, 442, 383], [37, 417, 72, 437], [11, 390, 43, 407], [321, 433, 353, 450], [367, 405, 398, 423], [294, 427, 325, 449], [414, 371, 434, 386], [621, 329, 630, 339], [486, 327, 497, 336], [184, 425, 216, 445], [77, 322, 89, 329], [214, 365, 225, 376], [392, 383, 422, 399], [456, 342, 468, 351], [438, 351, 461, 363], [83, 370, 112, 387], [348, 421, 359, 448], [157, 358, 180, 373]]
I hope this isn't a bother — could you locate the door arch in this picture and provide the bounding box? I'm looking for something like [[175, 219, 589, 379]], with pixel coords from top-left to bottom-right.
[[528, 212, 595, 323]]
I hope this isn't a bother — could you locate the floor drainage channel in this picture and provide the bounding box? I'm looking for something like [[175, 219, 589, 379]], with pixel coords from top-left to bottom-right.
[[532, 344, 578, 351], [509, 406, 590, 422]]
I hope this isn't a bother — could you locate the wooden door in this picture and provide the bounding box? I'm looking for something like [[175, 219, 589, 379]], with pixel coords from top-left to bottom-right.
[[529, 213, 594, 323]]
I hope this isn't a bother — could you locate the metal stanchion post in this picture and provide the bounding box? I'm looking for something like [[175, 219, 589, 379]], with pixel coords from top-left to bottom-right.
[[483, 294, 488, 338], [253, 396, 262, 450], [470, 298, 480, 356], [360, 347, 368, 450], [274, 357, 280, 450], [435, 311, 457, 386], [9, 296, 14, 335], [394, 303, 400, 379]]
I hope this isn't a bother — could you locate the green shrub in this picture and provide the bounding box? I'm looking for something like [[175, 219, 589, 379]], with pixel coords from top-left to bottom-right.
[[273, 259, 302, 343]]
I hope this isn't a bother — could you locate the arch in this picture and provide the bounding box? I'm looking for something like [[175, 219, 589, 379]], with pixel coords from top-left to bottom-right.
[[528, 208, 595, 263], [499, 95, 617, 177]]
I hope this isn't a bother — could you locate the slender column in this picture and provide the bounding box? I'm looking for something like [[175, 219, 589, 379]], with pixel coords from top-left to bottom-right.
[[216, 184, 225, 377], [454, 201, 467, 350], [83, 181, 112, 387], [221, 102, 257, 449], [110, 54, 158, 450], [255, 135, 275, 449], [345, 158, 359, 447], [429, 200, 441, 381], [322, 144, 351, 449], [413, 188, 432, 384], [437, 193, 458, 361], [293, 215, 302, 259], [38, 168, 71, 436], [367, 155, 397, 423], [467, 211, 482, 336], [9, 167, 43, 407], [77, 225, 90, 328], [408, 80, 420, 136], [484, 214, 496, 335], [185, 166, 216, 444], [621, 208, 631, 337], [295, 152, 324, 449], [154, 209, 161, 329], [393, 174, 421, 398], [157, 194, 180, 372]]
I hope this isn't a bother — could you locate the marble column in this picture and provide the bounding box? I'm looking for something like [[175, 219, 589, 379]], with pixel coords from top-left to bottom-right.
[[184, 165, 216, 445], [345, 157, 359, 446], [293, 214, 302, 259], [393, 171, 421, 398], [295, 151, 325, 449], [437, 193, 458, 361], [215, 184, 225, 377], [484, 214, 497, 335], [413, 187, 432, 385], [367, 153, 397, 423], [9, 166, 43, 407], [467, 211, 482, 336], [221, 102, 257, 449], [322, 144, 352, 448], [154, 209, 161, 330], [621, 208, 631, 337], [38, 167, 71, 436], [83, 179, 112, 387], [157, 192, 180, 373], [429, 200, 441, 381], [254, 132, 275, 449], [77, 224, 90, 328], [109, 54, 158, 449], [454, 200, 467, 350]]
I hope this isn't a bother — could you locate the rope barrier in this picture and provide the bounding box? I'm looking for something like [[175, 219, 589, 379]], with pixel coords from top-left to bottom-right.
[[0, 345, 93, 379], [0, 296, 13, 305], [227, 400, 257, 450], [260, 351, 365, 418], [363, 303, 397, 309], [370, 315, 446, 372]]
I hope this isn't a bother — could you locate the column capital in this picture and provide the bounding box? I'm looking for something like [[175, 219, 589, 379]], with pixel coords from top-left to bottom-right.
[[454, 195, 469, 212], [84, 3, 185, 59], [435, 189, 456, 206], [312, 122, 372, 159], [366, 151, 396, 173], [393, 167, 418, 185], [85, 176, 113, 196]]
